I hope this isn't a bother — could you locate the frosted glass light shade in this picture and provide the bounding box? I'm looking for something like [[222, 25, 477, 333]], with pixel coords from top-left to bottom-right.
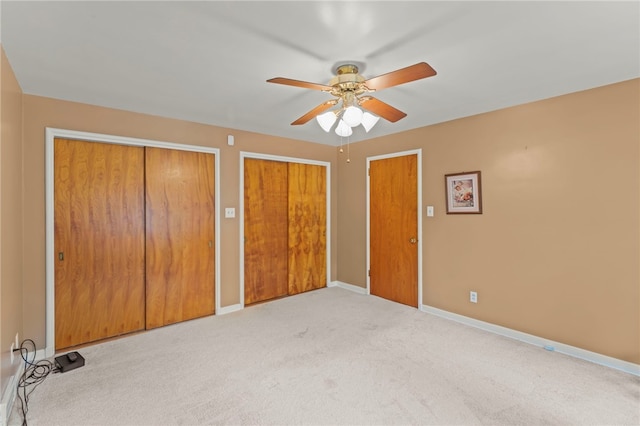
[[335, 119, 353, 137], [316, 111, 337, 132], [361, 112, 380, 132], [342, 106, 363, 127]]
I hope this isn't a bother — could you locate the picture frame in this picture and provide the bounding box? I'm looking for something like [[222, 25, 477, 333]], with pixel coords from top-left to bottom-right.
[[445, 171, 482, 214]]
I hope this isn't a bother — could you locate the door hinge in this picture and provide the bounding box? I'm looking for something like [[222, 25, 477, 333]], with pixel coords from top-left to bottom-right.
[[368, 269, 371, 277]]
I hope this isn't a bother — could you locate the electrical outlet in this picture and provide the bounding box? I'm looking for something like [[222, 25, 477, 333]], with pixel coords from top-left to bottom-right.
[[14, 333, 19, 348], [470, 291, 478, 303], [10, 343, 14, 364]]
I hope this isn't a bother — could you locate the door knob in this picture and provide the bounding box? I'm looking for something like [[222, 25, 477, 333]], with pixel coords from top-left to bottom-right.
[[409, 237, 417, 244]]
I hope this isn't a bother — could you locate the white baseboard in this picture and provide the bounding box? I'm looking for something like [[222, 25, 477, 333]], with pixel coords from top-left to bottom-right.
[[0, 376, 16, 426], [217, 303, 242, 315], [420, 304, 639, 377], [0, 359, 27, 426], [329, 281, 367, 295]]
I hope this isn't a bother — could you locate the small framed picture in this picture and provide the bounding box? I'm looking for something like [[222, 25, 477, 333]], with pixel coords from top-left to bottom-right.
[[445, 171, 482, 214]]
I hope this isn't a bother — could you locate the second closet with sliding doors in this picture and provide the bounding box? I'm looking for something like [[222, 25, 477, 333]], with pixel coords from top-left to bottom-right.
[[243, 155, 328, 306]]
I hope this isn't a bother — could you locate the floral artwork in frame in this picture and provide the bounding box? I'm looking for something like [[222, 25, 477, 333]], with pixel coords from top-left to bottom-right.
[[445, 171, 482, 214]]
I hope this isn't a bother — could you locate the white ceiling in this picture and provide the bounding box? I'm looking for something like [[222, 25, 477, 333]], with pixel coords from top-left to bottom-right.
[[2, 1, 638, 146]]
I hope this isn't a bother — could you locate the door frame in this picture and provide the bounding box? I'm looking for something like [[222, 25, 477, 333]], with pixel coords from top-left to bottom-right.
[[366, 149, 423, 308], [45, 127, 221, 357], [239, 151, 331, 309]]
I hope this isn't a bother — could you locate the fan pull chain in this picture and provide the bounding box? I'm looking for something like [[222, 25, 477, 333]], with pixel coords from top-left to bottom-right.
[[337, 135, 351, 163]]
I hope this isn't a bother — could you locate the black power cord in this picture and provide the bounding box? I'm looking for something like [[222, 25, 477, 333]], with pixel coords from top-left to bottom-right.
[[14, 339, 59, 426]]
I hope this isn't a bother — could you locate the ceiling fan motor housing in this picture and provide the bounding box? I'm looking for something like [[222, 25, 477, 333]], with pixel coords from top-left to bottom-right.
[[336, 64, 359, 75], [329, 65, 367, 97]]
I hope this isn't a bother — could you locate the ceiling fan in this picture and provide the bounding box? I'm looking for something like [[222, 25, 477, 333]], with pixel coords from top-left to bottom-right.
[[267, 62, 437, 134]]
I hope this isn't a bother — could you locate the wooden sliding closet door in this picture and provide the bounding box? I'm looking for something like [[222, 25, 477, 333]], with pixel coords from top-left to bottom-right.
[[244, 158, 328, 305], [244, 158, 289, 305], [54, 138, 145, 350], [288, 162, 327, 294], [145, 147, 215, 329]]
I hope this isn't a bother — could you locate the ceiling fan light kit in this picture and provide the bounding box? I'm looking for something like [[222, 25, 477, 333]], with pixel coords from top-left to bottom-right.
[[361, 112, 380, 132], [267, 61, 437, 136], [335, 119, 353, 137], [316, 111, 337, 132], [342, 105, 364, 127]]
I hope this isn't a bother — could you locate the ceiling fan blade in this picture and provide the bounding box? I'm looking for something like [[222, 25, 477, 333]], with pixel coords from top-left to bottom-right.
[[267, 77, 333, 92], [359, 96, 407, 123], [364, 62, 437, 91], [291, 100, 339, 125]]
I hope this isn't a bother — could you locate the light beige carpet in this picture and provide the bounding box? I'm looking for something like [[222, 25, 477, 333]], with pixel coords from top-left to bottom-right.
[[10, 287, 640, 425]]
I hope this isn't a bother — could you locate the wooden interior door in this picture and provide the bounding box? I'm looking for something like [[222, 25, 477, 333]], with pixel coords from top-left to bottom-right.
[[244, 158, 289, 305], [288, 162, 327, 294], [54, 138, 145, 349], [370, 154, 419, 307], [145, 147, 215, 329]]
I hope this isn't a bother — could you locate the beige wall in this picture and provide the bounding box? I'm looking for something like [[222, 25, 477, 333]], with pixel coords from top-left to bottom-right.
[[0, 46, 24, 396], [337, 79, 639, 364], [22, 94, 339, 348]]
